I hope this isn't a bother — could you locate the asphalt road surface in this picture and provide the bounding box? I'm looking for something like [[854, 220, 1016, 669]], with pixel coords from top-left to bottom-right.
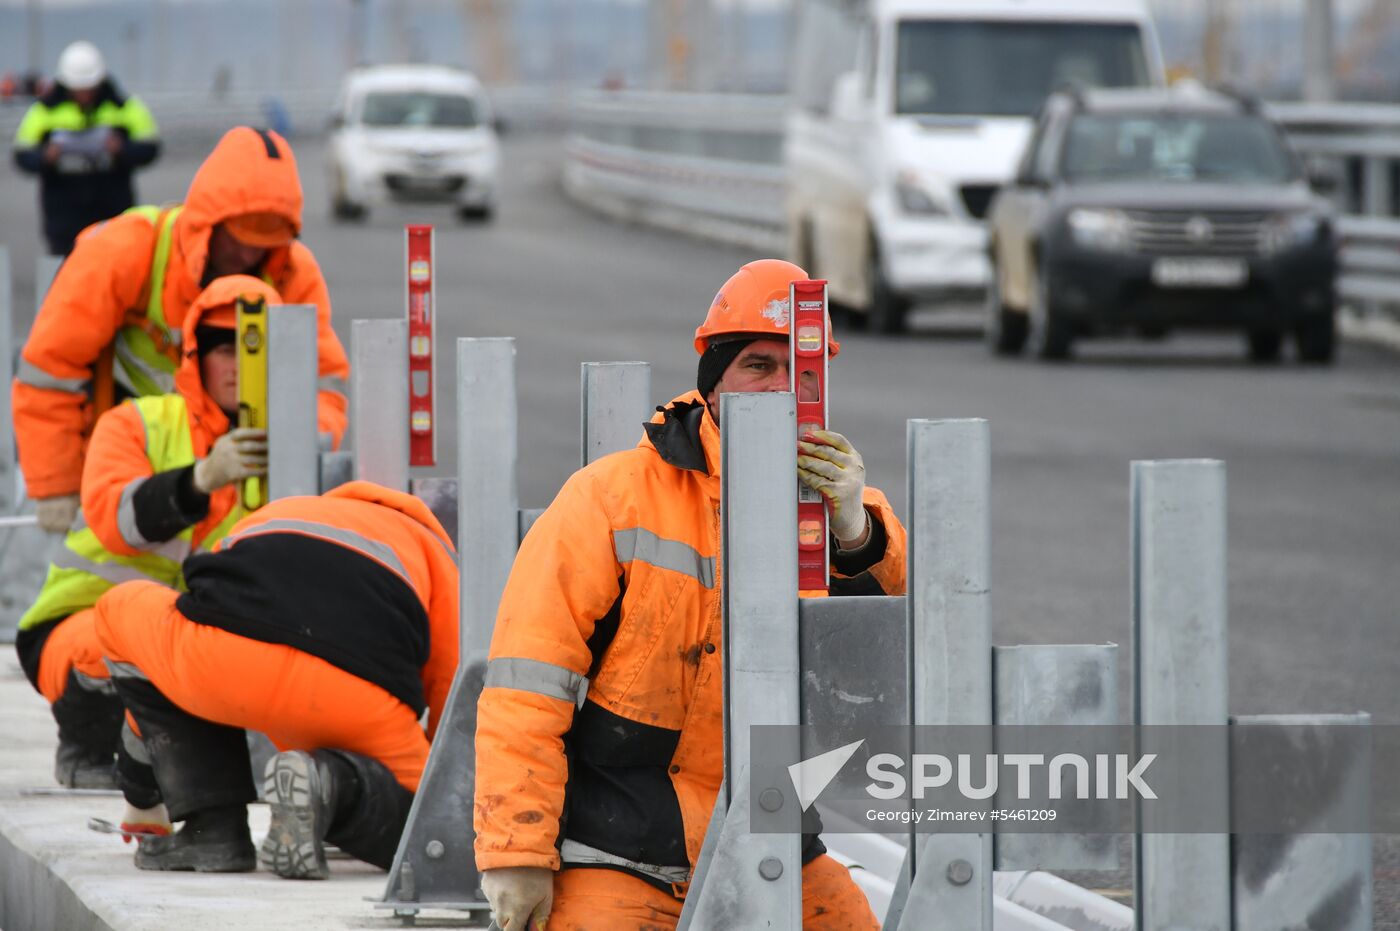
[[5, 129, 1400, 917]]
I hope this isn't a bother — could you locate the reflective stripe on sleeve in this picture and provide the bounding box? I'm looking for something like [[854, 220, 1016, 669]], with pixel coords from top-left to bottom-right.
[[116, 478, 152, 549], [220, 518, 412, 586], [317, 376, 348, 395], [613, 527, 716, 589], [16, 359, 87, 394], [484, 657, 588, 708]]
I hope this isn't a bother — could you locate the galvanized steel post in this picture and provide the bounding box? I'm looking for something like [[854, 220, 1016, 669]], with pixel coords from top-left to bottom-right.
[[34, 255, 61, 319], [1231, 712, 1372, 930], [1131, 460, 1229, 931], [679, 392, 802, 929], [0, 248, 13, 515], [580, 361, 650, 466], [350, 319, 409, 491], [993, 644, 1119, 871], [267, 305, 319, 500], [890, 418, 993, 930], [457, 337, 519, 659]]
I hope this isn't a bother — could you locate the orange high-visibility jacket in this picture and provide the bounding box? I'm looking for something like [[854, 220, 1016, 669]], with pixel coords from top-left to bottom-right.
[[179, 481, 460, 736], [474, 392, 907, 877], [81, 276, 279, 558], [13, 126, 350, 499]]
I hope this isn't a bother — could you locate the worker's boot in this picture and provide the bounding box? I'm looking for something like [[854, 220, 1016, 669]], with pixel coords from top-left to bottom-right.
[[51, 671, 122, 789], [134, 803, 255, 872], [261, 750, 336, 880]]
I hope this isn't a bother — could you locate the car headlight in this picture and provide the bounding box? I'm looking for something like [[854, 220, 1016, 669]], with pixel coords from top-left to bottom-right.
[[1260, 211, 1326, 256], [1066, 208, 1134, 251], [894, 170, 950, 217]]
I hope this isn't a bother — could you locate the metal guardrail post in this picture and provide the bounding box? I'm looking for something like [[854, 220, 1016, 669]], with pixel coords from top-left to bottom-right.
[[35, 256, 61, 321], [889, 419, 993, 930], [1, 247, 14, 516], [679, 391, 802, 930], [580, 361, 650, 467], [993, 644, 1119, 872], [1231, 712, 1372, 930], [350, 319, 409, 491], [267, 305, 318, 500], [377, 337, 517, 919], [1131, 460, 1230, 931]]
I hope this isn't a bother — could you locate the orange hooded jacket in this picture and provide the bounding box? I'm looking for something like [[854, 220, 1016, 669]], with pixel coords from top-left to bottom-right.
[[80, 275, 279, 558], [13, 126, 350, 499], [474, 392, 907, 877]]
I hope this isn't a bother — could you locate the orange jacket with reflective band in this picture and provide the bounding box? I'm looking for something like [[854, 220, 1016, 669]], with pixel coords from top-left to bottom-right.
[[81, 276, 278, 558], [182, 481, 460, 735], [13, 126, 350, 498], [474, 392, 907, 874]]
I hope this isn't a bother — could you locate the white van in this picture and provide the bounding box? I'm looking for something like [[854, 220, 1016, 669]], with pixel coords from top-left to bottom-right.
[[786, 0, 1165, 332]]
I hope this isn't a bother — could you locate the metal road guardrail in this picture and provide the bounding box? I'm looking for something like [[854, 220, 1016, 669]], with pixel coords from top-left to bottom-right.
[[562, 91, 1400, 344]]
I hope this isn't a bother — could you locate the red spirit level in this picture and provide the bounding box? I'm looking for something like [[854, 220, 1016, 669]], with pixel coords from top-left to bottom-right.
[[406, 225, 436, 467], [791, 279, 829, 592]]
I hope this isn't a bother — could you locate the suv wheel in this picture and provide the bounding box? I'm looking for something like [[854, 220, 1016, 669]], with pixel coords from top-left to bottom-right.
[[1246, 328, 1283, 363], [985, 260, 1028, 356], [1028, 261, 1072, 360], [867, 240, 909, 335], [1294, 313, 1336, 365]]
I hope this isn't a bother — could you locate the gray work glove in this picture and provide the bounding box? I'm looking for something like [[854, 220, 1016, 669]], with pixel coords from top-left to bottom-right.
[[193, 428, 268, 494], [481, 866, 554, 931], [35, 493, 80, 534], [797, 428, 871, 545]]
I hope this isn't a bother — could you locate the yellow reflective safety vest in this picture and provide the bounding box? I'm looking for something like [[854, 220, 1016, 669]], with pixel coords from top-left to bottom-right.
[[18, 394, 245, 630]]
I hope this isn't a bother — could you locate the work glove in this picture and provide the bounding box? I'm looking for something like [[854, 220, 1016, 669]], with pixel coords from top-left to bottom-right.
[[193, 428, 268, 494], [481, 866, 554, 931], [797, 429, 870, 546], [35, 494, 80, 534], [119, 801, 172, 844]]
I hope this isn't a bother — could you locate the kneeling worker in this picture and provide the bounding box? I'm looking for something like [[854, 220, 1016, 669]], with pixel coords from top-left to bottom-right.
[[474, 259, 907, 930], [94, 480, 459, 875], [14, 275, 273, 791]]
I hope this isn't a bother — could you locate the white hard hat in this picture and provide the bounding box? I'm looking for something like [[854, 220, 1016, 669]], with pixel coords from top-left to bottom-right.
[[57, 41, 106, 91]]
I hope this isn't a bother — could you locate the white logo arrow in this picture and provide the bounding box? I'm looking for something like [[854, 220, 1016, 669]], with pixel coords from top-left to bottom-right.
[[787, 739, 865, 811]]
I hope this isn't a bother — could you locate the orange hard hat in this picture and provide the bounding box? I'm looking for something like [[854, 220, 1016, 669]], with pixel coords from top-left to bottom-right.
[[693, 259, 840, 356], [223, 211, 296, 248]]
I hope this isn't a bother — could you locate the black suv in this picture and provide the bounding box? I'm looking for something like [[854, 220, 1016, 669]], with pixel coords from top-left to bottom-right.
[[985, 86, 1337, 362]]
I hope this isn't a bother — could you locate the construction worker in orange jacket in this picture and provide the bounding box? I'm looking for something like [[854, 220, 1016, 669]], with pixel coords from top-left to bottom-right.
[[14, 275, 274, 794], [93, 481, 459, 875], [474, 259, 907, 931], [13, 124, 350, 534]]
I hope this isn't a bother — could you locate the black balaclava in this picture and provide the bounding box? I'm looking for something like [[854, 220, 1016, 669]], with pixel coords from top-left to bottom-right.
[[696, 336, 758, 400]]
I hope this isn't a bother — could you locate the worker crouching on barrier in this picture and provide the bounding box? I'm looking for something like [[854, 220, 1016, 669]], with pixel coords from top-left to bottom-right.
[[474, 259, 908, 930], [13, 276, 275, 793], [92, 480, 459, 874]]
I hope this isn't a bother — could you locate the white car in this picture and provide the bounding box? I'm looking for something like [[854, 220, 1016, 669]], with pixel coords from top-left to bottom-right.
[[327, 65, 500, 222]]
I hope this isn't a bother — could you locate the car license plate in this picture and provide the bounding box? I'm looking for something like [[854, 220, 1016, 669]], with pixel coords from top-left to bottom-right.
[[1151, 258, 1248, 289]]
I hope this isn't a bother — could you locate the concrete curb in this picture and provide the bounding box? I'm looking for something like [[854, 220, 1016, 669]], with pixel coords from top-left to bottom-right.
[[0, 805, 116, 931]]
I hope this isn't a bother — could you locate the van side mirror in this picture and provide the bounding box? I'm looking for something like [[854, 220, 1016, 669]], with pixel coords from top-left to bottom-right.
[[830, 71, 864, 122]]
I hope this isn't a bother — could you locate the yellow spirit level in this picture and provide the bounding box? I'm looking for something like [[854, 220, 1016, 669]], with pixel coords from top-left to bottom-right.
[[236, 296, 268, 511]]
